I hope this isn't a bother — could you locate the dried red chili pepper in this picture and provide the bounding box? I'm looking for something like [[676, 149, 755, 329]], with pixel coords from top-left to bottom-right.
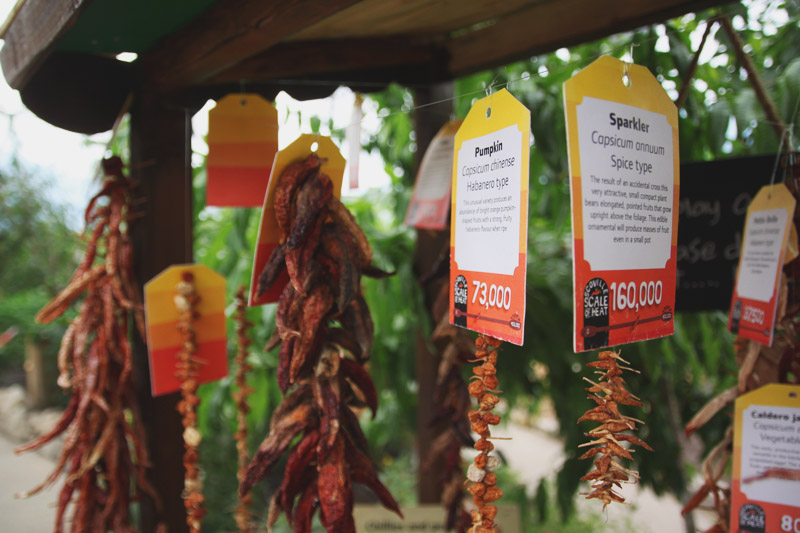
[[466, 334, 505, 533], [247, 155, 399, 532], [577, 350, 652, 510], [17, 157, 158, 532], [232, 286, 255, 532]]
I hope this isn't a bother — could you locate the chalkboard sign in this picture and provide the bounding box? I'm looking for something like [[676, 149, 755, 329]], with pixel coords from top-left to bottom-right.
[[676, 155, 776, 312]]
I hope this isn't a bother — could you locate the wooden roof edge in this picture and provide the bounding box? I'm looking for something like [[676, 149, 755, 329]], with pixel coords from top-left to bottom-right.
[[447, 0, 735, 79], [139, 0, 365, 93], [0, 0, 93, 90]]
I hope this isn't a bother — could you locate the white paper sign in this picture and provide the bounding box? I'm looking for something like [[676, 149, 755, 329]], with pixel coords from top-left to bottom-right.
[[454, 124, 522, 275], [576, 97, 674, 271], [735, 208, 790, 302]]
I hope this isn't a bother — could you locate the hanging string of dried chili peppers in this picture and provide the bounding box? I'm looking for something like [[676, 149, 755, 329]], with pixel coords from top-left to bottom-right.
[[422, 265, 475, 532], [174, 271, 206, 532], [232, 286, 254, 533], [577, 350, 652, 510], [241, 153, 401, 532], [466, 334, 504, 533], [16, 156, 158, 532]]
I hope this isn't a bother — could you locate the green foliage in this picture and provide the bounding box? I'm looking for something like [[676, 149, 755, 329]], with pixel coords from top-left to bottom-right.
[[0, 164, 76, 373]]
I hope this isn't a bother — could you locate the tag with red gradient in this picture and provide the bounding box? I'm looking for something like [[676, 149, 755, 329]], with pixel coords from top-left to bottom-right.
[[728, 183, 796, 345], [449, 89, 529, 346], [249, 134, 345, 306], [564, 56, 679, 352], [144, 264, 227, 396]]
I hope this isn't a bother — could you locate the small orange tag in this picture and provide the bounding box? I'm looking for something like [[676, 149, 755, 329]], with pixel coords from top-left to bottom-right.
[[249, 134, 345, 306], [564, 56, 680, 352], [449, 89, 530, 346], [144, 264, 228, 396], [406, 120, 461, 230], [206, 94, 279, 207], [731, 384, 800, 531], [728, 183, 796, 346]]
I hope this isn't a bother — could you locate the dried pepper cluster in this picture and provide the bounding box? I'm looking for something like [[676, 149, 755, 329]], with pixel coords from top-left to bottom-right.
[[466, 334, 504, 533], [17, 157, 157, 532], [682, 274, 798, 532], [241, 153, 401, 532], [232, 286, 255, 533], [425, 279, 476, 532], [577, 350, 652, 509], [174, 271, 205, 532]]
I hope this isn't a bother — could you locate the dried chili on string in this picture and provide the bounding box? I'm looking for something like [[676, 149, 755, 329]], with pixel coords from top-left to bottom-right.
[[232, 286, 255, 533], [16, 156, 159, 532], [466, 334, 505, 533], [577, 350, 652, 510], [242, 154, 401, 532], [174, 271, 206, 532], [423, 276, 475, 532]]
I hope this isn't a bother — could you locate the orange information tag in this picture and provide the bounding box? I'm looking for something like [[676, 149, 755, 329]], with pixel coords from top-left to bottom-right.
[[449, 89, 529, 346], [206, 94, 278, 207], [405, 120, 461, 230], [728, 183, 796, 346], [249, 134, 345, 306], [564, 56, 679, 352], [731, 383, 800, 532], [144, 264, 228, 396]]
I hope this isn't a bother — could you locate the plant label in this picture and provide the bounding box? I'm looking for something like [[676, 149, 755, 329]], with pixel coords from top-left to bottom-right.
[[449, 89, 529, 345], [405, 119, 462, 229], [249, 134, 345, 306], [728, 183, 796, 346], [144, 264, 228, 396], [206, 94, 278, 207], [731, 384, 800, 532], [564, 56, 679, 352]]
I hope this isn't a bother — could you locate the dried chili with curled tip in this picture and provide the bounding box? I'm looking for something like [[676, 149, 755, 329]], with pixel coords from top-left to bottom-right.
[[246, 154, 400, 532], [577, 350, 652, 510], [467, 334, 505, 533], [232, 286, 255, 533], [16, 157, 159, 533], [174, 271, 206, 532]]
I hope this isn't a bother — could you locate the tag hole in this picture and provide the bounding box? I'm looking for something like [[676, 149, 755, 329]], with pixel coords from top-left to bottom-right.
[[790, 392, 798, 399], [622, 74, 632, 87], [240, 98, 247, 106], [486, 107, 492, 119], [310, 142, 319, 152]]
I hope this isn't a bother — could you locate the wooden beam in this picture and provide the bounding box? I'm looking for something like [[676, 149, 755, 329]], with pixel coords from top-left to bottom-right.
[[130, 89, 192, 533], [446, 0, 733, 78], [205, 35, 442, 85], [141, 0, 363, 91], [413, 82, 453, 505], [0, 0, 91, 89]]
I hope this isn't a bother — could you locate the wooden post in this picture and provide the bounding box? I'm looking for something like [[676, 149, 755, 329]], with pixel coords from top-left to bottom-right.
[[129, 89, 192, 533], [23, 338, 48, 409], [413, 82, 453, 504]]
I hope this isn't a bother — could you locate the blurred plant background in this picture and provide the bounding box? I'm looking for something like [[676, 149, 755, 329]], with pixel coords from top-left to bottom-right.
[[1, 1, 798, 531]]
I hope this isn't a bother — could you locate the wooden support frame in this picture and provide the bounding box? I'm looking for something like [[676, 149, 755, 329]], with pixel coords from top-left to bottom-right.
[[141, 0, 363, 91], [130, 89, 193, 533]]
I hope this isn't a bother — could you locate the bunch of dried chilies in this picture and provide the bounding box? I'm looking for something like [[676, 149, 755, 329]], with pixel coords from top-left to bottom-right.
[[465, 334, 505, 533], [16, 157, 157, 532], [174, 271, 206, 532], [577, 350, 652, 509], [232, 286, 255, 533], [681, 166, 799, 533], [241, 153, 401, 532]]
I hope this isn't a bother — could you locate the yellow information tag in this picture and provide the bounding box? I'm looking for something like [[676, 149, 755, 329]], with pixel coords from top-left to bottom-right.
[[206, 94, 279, 207], [731, 383, 800, 532], [249, 134, 345, 306], [728, 183, 796, 346], [144, 264, 227, 396], [449, 89, 530, 345], [564, 56, 680, 352]]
